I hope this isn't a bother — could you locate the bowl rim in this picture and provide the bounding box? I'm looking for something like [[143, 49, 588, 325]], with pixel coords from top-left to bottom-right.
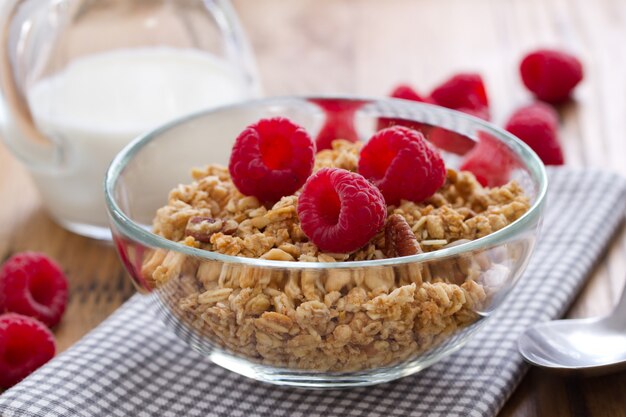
[[104, 95, 548, 270]]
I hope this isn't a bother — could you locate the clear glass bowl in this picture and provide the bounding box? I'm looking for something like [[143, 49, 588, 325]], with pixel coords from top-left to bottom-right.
[[105, 97, 547, 388]]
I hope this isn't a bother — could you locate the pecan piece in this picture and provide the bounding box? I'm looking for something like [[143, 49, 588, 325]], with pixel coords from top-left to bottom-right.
[[184, 216, 237, 242], [221, 219, 239, 234], [384, 214, 421, 257]]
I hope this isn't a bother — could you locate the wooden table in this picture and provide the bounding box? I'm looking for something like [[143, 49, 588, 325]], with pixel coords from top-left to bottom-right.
[[1, 0, 626, 415]]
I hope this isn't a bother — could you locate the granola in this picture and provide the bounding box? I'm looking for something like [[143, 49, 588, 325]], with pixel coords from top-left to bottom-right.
[[145, 139, 530, 371], [153, 140, 529, 261]]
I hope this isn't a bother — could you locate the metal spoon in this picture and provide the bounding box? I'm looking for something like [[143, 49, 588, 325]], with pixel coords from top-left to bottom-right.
[[518, 282, 626, 376]]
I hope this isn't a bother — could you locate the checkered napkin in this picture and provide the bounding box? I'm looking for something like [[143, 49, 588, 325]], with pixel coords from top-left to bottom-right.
[[1, 168, 625, 417]]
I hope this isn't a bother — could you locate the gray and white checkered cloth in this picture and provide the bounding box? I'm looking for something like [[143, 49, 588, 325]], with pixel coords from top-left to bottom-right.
[[1, 168, 625, 417]]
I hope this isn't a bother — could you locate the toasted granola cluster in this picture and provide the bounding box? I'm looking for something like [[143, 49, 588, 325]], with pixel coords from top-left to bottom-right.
[[153, 140, 529, 261], [146, 139, 530, 371], [143, 250, 489, 371]]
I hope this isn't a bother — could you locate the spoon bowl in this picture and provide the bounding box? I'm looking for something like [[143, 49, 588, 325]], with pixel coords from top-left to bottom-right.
[[519, 284, 626, 376]]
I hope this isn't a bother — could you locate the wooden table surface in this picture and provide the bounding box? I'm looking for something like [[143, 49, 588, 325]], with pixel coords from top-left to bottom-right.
[[2, 0, 626, 415]]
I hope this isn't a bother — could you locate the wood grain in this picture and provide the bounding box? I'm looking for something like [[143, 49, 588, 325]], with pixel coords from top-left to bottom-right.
[[0, 0, 625, 415]]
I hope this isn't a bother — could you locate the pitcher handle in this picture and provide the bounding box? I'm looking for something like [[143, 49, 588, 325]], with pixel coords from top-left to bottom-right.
[[0, 0, 60, 170]]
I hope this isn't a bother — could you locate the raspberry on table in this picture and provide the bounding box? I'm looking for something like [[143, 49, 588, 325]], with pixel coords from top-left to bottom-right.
[[378, 84, 433, 132], [429, 73, 491, 120], [459, 131, 519, 187], [0, 313, 55, 389], [505, 102, 564, 165], [390, 84, 427, 102], [310, 99, 363, 151], [0, 252, 69, 328], [358, 126, 446, 205], [229, 117, 315, 203], [297, 168, 386, 253], [520, 49, 583, 103], [427, 127, 477, 156], [381, 84, 478, 156]]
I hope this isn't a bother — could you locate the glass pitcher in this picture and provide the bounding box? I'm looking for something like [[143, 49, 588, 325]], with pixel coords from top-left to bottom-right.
[[0, 0, 261, 239]]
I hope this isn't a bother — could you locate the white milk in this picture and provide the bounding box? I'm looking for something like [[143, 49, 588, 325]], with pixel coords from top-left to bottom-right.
[[26, 47, 249, 232]]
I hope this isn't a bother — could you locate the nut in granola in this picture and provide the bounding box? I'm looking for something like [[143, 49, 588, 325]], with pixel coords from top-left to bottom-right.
[[384, 214, 422, 257]]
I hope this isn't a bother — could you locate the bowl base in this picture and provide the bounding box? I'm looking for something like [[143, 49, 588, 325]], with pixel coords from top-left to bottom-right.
[[207, 336, 471, 389]]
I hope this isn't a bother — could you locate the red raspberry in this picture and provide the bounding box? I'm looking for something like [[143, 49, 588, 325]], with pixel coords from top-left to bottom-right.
[[0, 313, 55, 388], [297, 168, 386, 253], [0, 252, 68, 328], [427, 127, 476, 156], [429, 73, 491, 120], [390, 84, 427, 102], [378, 84, 432, 132], [229, 117, 315, 203], [424, 108, 487, 155], [358, 126, 446, 205], [310, 99, 363, 151], [505, 103, 564, 165], [459, 131, 519, 187], [520, 49, 583, 103]]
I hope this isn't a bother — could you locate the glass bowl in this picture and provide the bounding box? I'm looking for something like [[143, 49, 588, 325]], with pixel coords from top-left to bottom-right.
[[105, 96, 547, 388]]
